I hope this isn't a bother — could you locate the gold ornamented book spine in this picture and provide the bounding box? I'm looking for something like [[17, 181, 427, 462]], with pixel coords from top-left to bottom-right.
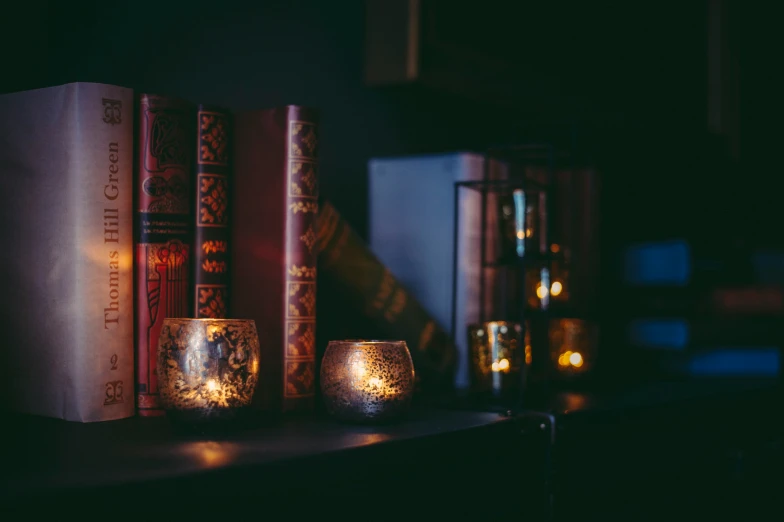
[[283, 116, 320, 412], [317, 201, 456, 394], [0, 82, 135, 422], [193, 106, 231, 318], [135, 94, 194, 416], [231, 106, 319, 414]]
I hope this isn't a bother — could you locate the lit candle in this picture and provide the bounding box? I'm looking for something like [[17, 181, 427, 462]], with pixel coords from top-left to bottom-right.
[[321, 340, 415, 423], [550, 319, 597, 376], [157, 318, 260, 424], [469, 321, 524, 399]]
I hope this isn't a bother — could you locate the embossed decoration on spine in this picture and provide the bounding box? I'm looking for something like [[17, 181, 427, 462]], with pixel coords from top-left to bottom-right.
[[194, 107, 232, 319], [284, 118, 319, 403], [136, 94, 193, 416]]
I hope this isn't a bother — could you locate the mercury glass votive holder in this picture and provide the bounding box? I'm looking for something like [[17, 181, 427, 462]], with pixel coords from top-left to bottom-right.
[[157, 318, 260, 424], [320, 340, 415, 423], [550, 318, 598, 377], [469, 321, 525, 399]]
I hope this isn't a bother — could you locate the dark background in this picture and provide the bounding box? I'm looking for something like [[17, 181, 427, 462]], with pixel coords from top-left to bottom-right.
[[4, 0, 779, 244]]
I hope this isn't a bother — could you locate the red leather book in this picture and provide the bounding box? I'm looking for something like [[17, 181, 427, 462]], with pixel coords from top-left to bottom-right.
[[135, 94, 194, 416], [231, 106, 319, 414], [193, 106, 231, 318], [712, 286, 784, 316]]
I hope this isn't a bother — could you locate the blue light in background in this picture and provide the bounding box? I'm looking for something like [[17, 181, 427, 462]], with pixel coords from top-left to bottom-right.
[[752, 250, 784, 284], [624, 240, 691, 286], [686, 348, 780, 377], [629, 319, 689, 350]]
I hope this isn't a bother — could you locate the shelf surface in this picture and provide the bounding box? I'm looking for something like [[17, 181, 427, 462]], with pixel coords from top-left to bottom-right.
[[3, 379, 780, 518], [2, 409, 513, 497]]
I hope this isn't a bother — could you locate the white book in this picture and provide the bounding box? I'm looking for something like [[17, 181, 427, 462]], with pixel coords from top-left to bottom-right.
[[0, 82, 135, 422], [369, 152, 506, 390]]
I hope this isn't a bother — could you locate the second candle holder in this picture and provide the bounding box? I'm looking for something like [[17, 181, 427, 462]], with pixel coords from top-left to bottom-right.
[[320, 340, 415, 423], [468, 321, 526, 401]]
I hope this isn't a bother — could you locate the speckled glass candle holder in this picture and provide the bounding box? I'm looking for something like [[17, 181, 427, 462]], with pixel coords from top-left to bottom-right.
[[468, 321, 525, 399], [550, 318, 598, 377], [156, 318, 260, 425], [320, 340, 415, 424]]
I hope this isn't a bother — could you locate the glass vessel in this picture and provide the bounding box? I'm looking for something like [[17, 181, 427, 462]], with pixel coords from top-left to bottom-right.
[[157, 318, 260, 424], [320, 340, 415, 423], [468, 321, 526, 400], [549, 318, 598, 376]]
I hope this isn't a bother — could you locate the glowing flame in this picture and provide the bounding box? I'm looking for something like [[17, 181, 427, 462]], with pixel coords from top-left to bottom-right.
[[491, 358, 511, 373], [558, 351, 585, 369], [207, 325, 221, 341], [352, 360, 366, 379], [551, 281, 563, 296]]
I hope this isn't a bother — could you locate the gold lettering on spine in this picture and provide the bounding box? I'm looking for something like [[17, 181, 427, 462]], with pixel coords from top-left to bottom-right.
[[105, 142, 120, 199], [105, 141, 121, 329]]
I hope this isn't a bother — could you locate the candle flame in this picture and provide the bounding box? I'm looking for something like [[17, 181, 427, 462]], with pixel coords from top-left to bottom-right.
[[352, 360, 366, 379], [558, 351, 584, 369], [491, 358, 511, 373]]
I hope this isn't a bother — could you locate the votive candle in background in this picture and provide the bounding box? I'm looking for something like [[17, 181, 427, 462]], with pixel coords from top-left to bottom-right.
[[550, 318, 598, 376], [468, 321, 525, 399], [157, 318, 260, 424], [320, 340, 415, 423]]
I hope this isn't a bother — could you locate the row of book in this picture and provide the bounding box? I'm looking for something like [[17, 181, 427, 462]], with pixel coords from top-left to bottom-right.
[[622, 240, 784, 377], [0, 82, 455, 422]]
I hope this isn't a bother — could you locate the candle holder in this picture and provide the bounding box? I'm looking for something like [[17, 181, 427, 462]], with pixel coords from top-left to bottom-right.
[[320, 340, 415, 423], [550, 318, 598, 377], [468, 321, 526, 400], [157, 318, 260, 425]]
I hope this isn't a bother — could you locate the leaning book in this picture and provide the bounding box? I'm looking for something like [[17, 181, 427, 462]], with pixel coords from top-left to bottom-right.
[[0, 82, 135, 422]]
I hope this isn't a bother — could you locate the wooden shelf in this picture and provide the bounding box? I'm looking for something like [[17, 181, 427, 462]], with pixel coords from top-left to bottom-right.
[[2, 379, 780, 517], [2, 409, 526, 516]]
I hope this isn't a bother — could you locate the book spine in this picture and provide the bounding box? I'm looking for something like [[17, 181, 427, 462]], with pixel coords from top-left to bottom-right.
[[282, 109, 320, 412], [713, 287, 784, 315], [0, 83, 135, 422], [454, 159, 485, 390], [317, 201, 456, 394], [192, 106, 232, 318], [74, 84, 136, 421], [135, 94, 194, 416]]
